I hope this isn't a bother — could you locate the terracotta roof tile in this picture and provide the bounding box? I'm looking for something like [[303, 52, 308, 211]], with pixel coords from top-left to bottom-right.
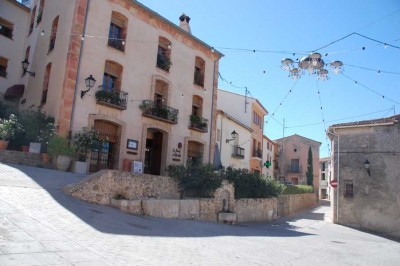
[[330, 114, 400, 128]]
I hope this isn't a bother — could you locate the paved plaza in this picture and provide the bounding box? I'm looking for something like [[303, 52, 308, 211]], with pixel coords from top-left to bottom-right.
[[0, 163, 399, 265]]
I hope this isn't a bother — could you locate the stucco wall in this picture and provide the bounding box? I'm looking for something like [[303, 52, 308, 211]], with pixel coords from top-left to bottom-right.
[[331, 124, 400, 238], [277, 193, 318, 217], [234, 198, 277, 223]]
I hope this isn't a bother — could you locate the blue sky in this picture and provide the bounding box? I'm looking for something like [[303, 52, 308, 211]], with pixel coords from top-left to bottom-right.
[[142, 0, 400, 157]]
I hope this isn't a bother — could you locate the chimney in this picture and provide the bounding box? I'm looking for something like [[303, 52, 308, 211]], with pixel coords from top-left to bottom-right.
[[179, 13, 191, 33]]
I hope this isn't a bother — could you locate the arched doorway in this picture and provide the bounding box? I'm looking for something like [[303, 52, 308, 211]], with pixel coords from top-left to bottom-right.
[[144, 128, 165, 175], [89, 120, 120, 172]]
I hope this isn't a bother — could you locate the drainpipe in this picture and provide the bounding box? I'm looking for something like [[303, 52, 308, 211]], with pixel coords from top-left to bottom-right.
[[69, 0, 91, 136], [208, 59, 217, 163]]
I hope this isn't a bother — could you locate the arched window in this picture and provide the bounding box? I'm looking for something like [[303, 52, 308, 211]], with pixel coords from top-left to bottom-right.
[[190, 95, 207, 132], [108, 11, 128, 52], [0, 18, 13, 39], [49, 16, 59, 52], [194, 56, 205, 87], [29, 6, 36, 35], [156, 36, 171, 71], [37, 0, 45, 25], [102, 60, 123, 92], [41, 63, 52, 105]]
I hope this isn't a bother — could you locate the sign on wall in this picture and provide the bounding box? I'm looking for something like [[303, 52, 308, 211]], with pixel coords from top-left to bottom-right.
[[132, 161, 143, 174]]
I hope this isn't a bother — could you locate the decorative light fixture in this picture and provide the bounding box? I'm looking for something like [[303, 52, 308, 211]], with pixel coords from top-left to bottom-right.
[[364, 159, 370, 176], [21, 59, 36, 77], [226, 130, 238, 143], [80, 75, 96, 98], [281, 52, 343, 81]]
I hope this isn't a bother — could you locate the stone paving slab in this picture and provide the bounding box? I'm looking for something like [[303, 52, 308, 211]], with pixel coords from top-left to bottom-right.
[[0, 163, 399, 265]]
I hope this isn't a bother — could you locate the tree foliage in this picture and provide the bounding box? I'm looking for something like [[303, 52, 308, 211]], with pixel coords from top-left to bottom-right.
[[306, 146, 314, 186]]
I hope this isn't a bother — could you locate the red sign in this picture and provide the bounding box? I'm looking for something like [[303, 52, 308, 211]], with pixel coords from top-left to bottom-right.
[[330, 179, 338, 188]]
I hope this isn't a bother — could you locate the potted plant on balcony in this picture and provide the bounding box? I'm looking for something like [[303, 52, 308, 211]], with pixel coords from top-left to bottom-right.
[[0, 114, 24, 150], [72, 127, 102, 174], [47, 135, 75, 171]]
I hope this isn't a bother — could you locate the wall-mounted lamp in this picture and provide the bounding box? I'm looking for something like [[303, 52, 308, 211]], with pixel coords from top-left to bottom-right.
[[364, 159, 370, 176], [226, 130, 238, 143], [80, 75, 96, 98], [21, 59, 36, 77]]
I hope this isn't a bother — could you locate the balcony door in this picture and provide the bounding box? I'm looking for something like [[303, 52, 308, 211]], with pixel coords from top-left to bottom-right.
[[144, 129, 164, 175]]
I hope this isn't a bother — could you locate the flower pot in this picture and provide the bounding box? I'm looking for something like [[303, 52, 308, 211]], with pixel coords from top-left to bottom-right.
[[72, 161, 87, 174], [0, 140, 9, 150], [56, 155, 71, 171], [41, 153, 49, 163]]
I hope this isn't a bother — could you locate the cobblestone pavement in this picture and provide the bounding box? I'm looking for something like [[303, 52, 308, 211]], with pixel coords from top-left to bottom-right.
[[0, 163, 399, 265]]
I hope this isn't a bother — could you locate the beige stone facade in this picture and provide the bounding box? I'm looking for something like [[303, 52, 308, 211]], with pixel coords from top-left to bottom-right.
[[328, 115, 400, 238], [274, 134, 321, 188], [3, 0, 223, 174]]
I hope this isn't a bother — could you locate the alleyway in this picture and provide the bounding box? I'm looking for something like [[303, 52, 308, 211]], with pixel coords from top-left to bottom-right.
[[0, 163, 399, 265]]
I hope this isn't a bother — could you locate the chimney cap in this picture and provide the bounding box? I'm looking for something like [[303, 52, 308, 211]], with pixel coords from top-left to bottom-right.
[[179, 13, 190, 23]]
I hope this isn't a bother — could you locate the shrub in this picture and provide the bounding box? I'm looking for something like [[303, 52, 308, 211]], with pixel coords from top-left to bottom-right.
[[223, 167, 284, 198], [168, 163, 222, 198], [47, 135, 75, 158], [0, 114, 24, 141], [73, 127, 102, 162], [282, 185, 314, 195]]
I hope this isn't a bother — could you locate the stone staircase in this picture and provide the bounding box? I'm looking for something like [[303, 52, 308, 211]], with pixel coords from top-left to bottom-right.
[[0, 150, 51, 168]]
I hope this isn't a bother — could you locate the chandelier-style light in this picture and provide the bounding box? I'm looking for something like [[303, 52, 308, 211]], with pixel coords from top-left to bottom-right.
[[281, 52, 343, 81]]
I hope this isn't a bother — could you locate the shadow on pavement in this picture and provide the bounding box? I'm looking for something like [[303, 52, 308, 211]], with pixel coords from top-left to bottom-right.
[[6, 164, 315, 238]]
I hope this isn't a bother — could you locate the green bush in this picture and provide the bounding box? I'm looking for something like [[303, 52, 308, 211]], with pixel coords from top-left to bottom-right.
[[47, 135, 75, 158], [282, 185, 314, 195], [223, 167, 284, 198], [168, 163, 222, 198]]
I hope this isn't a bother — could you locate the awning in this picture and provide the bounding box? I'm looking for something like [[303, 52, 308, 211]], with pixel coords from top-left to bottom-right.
[[4, 84, 25, 100]]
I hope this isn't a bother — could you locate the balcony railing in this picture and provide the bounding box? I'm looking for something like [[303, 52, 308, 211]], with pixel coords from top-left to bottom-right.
[[140, 100, 178, 124], [0, 26, 13, 39], [156, 53, 171, 72], [189, 115, 208, 132], [232, 146, 245, 159], [252, 148, 262, 158], [108, 38, 125, 52], [95, 86, 128, 110]]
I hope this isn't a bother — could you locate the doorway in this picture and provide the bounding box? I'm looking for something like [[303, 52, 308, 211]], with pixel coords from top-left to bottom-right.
[[144, 129, 164, 175]]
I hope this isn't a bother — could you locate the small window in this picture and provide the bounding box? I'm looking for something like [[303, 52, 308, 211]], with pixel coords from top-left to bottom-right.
[[29, 6, 36, 35], [322, 162, 326, 171], [102, 60, 123, 92], [0, 18, 13, 39], [290, 159, 300, 172], [157, 37, 171, 71], [0, 57, 8, 78], [344, 181, 353, 198], [253, 111, 263, 129], [41, 63, 52, 105], [321, 173, 326, 181], [49, 16, 59, 52], [194, 56, 205, 87], [36, 0, 45, 25]]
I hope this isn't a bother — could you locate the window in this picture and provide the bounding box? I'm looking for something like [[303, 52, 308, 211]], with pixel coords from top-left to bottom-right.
[[321, 173, 326, 180], [25, 46, 30, 61], [102, 60, 123, 91], [0, 57, 8, 78], [253, 111, 263, 129], [194, 56, 205, 87], [36, 0, 45, 25], [157, 37, 171, 71], [290, 159, 300, 172], [41, 63, 52, 105], [344, 181, 353, 197], [0, 18, 13, 39], [322, 162, 326, 171], [49, 16, 59, 52], [29, 6, 36, 35], [108, 12, 127, 52]]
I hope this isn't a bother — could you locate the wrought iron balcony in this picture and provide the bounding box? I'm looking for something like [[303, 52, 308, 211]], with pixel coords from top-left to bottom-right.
[[189, 115, 208, 132], [156, 53, 171, 72], [252, 148, 262, 158], [95, 86, 128, 110], [140, 100, 178, 124], [108, 38, 125, 52], [232, 146, 245, 159]]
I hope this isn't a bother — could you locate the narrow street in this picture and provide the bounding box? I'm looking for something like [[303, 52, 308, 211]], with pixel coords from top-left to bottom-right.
[[0, 163, 399, 265]]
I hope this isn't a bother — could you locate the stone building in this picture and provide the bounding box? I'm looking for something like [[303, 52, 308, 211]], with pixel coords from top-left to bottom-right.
[[274, 134, 321, 188], [328, 114, 400, 238], [1, 0, 223, 174], [0, 0, 29, 105], [217, 89, 268, 174]]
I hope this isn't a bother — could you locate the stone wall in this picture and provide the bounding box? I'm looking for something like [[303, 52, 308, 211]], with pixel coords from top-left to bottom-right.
[[0, 150, 48, 168], [64, 170, 318, 223], [277, 193, 318, 217]]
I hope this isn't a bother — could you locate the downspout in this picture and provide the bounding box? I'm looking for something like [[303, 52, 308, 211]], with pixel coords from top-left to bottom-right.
[[208, 59, 217, 163], [69, 0, 91, 136]]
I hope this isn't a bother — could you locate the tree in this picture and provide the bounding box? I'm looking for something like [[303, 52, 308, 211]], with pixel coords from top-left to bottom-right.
[[306, 146, 314, 186]]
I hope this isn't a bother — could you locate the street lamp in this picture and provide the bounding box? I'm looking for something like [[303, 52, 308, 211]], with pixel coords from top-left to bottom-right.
[[80, 75, 96, 98], [21, 59, 36, 77], [226, 130, 238, 143], [281, 52, 343, 81]]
